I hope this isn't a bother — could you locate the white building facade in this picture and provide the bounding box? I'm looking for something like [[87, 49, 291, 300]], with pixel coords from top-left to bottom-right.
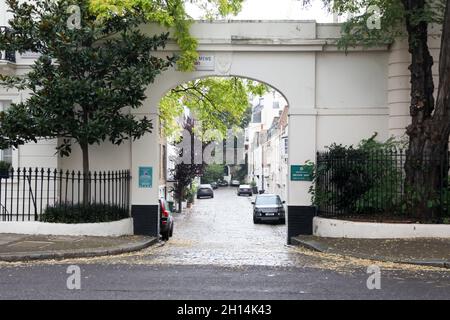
[[0, 7, 443, 240], [247, 91, 289, 201]]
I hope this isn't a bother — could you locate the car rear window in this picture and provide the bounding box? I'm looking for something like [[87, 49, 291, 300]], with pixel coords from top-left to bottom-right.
[[255, 196, 282, 205]]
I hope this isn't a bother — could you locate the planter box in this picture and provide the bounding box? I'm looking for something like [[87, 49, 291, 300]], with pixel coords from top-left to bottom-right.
[[0, 218, 134, 237], [313, 217, 450, 239]]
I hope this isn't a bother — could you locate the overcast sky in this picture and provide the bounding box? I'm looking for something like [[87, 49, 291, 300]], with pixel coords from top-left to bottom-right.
[[186, 0, 334, 22]]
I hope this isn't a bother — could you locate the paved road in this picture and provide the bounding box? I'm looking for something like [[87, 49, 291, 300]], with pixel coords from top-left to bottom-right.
[[1, 264, 449, 300], [0, 188, 449, 299]]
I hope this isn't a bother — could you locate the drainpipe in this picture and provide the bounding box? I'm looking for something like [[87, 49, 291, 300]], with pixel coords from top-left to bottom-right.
[[261, 144, 264, 193]]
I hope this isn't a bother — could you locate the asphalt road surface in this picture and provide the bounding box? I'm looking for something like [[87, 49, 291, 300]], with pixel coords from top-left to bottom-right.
[[0, 188, 449, 299]]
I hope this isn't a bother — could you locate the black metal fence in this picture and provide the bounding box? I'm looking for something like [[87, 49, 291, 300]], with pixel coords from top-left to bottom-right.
[[0, 168, 131, 221], [0, 26, 16, 63], [314, 149, 450, 221], [0, 50, 15, 63]]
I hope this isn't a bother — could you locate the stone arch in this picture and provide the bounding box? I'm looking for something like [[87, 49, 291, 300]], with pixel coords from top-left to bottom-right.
[[126, 21, 390, 242], [130, 61, 306, 238], [155, 74, 292, 110]]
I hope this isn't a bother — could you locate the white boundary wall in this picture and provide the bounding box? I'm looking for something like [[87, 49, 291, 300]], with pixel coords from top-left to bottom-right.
[[0, 218, 133, 236], [313, 217, 450, 239]]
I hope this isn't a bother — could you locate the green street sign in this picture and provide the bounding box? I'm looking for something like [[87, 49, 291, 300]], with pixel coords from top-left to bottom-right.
[[291, 165, 313, 181], [138, 166, 153, 188]]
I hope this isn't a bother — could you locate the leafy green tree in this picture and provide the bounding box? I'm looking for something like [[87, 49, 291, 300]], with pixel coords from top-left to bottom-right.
[[89, 0, 244, 71], [0, 0, 174, 179], [201, 163, 225, 183], [305, 0, 450, 219], [230, 164, 247, 183], [170, 117, 205, 212], [239, 104, 253, 129], [160, 77, 267, 138], [0, 0, 245, 171]]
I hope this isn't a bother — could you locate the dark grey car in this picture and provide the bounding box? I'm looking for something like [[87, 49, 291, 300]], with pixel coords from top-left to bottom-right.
[[252, 194, 285, 224], [197, 184, 214, 199], [159, 198, 174, 241]]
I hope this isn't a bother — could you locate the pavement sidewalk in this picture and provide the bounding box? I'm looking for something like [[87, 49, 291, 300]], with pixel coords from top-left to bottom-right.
[[292, 235, 450, 268], [0, 233, 157, 262]]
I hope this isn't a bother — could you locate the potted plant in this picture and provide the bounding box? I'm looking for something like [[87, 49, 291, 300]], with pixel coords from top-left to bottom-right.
[[0, 161, 11, 179], [186, 193, 193, 208], [250, 180, 258, 194], [186, 185, 196, 208]]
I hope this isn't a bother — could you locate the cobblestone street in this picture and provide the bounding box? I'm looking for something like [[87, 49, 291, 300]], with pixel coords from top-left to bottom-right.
[[0, 188, 449, 299], [148, 187, 294, 266]]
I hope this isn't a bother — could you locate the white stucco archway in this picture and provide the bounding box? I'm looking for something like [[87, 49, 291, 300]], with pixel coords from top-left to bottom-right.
[[4, 20, 392, 240], [124, 21, 390, 240], [2, 17, 443, 241]]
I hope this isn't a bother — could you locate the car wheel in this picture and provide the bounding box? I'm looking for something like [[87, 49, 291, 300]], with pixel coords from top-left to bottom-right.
[[253, 216, 259, 224], [161, 231, 169, 241], [280, 218, 286, 225], [169, 223, 174, 237], [197, 196, 200, 199]]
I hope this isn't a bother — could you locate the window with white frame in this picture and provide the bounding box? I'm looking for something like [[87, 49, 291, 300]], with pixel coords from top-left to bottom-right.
[[281, 136, 288, 158], [273, 100, 279, 109], [0, 100, 12, 164]]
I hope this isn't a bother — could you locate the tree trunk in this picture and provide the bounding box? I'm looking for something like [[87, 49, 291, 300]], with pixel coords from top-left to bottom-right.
[[175, 183, 184, 213], [80, 142, 90, 205], [178, 186, 183, 213], [403, 0, 450, 220]]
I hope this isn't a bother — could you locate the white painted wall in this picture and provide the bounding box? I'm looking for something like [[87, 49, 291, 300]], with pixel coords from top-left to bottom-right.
[[58, 140, 131, 171], [288, 112, 317, 205], [317, 114, 389, 149], [18, 139, 58, 168], [314, 217, 450, 239], [316, 52, 388, 109], [0, 218, 134, 236]]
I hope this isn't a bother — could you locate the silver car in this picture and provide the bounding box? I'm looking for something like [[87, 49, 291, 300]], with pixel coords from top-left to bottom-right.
[[237, 184, 252, 196], [230, 180, 240, 186]]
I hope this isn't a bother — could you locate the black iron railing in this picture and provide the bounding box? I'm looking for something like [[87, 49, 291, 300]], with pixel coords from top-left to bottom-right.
[[0, 168, 131, 221], [0, 26, 16, 63], [314, 150, 450, 222], [0, 50, 16, 63]]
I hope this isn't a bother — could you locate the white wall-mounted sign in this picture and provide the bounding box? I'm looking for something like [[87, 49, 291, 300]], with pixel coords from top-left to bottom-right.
[[195, 55, 215, 71]]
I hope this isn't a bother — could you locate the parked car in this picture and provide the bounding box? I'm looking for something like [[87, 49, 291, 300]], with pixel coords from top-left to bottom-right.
[[237, 184, 253, 196], [197, 184, 214, 199], [211, 182, 218, 189], [218, 180, 229, 187], [159, 198, 174, 241], [252, 194, 285, 224], [230, 179, 240, 186]]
